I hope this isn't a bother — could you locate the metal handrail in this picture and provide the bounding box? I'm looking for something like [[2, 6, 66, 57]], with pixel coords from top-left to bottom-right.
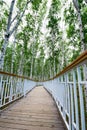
[[0, 71, 36, 109], [42, 50, 87, 81], [0, 50, 87, 82], [0, 71, 37, 81], [0, 51, 87, 130], [43, 50, 87, 130]]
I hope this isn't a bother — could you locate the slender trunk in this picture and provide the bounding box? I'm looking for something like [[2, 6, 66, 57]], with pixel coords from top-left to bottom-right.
[[11, 30, 17, 73], [50, 62, 52, 78], [9, 0, 31, 36], [73, 0, 85, 51], [0, 37, 8, 70], [42, 64, 44, 80], [51, 32, 55, 77], [34, 60, 36, 79], [54, 57, 56, 76], [0, 0, 31, 70], [18, 51, 24, 75], [30, 57, 33, 78], [30, 40, 34, 78], [78, 11, 85, 51], [0, 0, 16, 70]]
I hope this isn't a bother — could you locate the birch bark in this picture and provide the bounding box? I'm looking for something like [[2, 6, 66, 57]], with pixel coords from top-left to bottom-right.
[[73, 0, 86, 52], [0, 0, 16, 69], [0, 0, 32, 70], [11, 30, 17, 73]]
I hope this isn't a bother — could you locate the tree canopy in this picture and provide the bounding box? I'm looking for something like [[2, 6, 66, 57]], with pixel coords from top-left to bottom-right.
[[0, 0, 87, 80]]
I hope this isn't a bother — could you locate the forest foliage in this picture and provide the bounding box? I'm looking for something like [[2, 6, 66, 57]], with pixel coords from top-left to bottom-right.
[[0, 0, 87, 80]]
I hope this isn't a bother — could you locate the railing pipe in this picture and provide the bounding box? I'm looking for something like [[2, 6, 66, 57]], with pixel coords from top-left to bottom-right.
[[43, 50, 87, 130]]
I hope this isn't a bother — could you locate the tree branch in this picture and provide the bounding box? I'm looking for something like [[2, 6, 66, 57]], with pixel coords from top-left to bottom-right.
[[10, 14, 18, 26], [73, 0, 80, 12], [84, 0, 87, 4], [7, 0, 16, 32], [9, 0, 33, 36]]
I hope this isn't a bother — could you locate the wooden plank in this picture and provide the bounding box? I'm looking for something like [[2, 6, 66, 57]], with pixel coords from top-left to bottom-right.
[[0, 86, 67, 130]]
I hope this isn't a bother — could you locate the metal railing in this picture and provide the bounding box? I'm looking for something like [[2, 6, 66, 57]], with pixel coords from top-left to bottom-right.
[[43, 51, 87, 130], [0, 51, 87, 130], [0, 71, 36, 108]]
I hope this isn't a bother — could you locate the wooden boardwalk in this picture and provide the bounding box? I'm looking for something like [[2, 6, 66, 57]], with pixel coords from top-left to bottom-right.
[[0, 86, 66, 130]]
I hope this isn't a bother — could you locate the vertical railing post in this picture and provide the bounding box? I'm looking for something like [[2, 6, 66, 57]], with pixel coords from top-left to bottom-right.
[[63, 74, 66, 121], [1, 76, 4, 106], [10, 76, 13, 102], [23, 79, 27, 97], [65, 74, 67, 119], [3, 77, 7, 105], [0, 75, 2, 106], [66, 73, 72, 130], [73, 70, 79, 130], [62, 74, 65, 119], [22, 79, 24, 95], [77, 67, 86, 130], [70, 83, 74, 130]]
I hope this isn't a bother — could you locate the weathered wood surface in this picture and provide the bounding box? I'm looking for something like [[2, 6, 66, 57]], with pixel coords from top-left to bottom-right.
[[0, 86, 66, 130]]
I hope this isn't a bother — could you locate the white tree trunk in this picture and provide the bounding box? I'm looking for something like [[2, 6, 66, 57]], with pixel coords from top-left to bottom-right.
[[0, 0, 16, 70], [0, 0, 32, 70], [50, 63, 52, 78], [54, 57, 56, 76], [78, 11, 85, 51], [73, 0, 85, 52], [11, 30, 17, 73]]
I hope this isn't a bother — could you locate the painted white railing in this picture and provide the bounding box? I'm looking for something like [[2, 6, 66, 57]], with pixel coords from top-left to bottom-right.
[[43, 51, 87, 130], [0, 51, 87, 130], [0, 72, 36, 108]]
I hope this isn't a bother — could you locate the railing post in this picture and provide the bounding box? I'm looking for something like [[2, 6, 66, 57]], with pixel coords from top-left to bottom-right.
[[66, 73, 72, 130], [0, 75, 2, 106], [3, 77, 7, 105], [77, 67, 86, 130], [23, 80, 26, 97], [10, 76, 13, 102], [73, 70, 79, 130], [70, 83, 74, 130], [63, 74, 66, 121]]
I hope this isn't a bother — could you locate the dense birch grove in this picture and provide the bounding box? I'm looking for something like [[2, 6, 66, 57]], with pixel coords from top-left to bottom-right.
[[0, 0, 87, 80]]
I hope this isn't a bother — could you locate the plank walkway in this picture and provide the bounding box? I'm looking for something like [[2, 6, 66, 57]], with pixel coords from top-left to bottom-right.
[[0, 86, 66, 130]]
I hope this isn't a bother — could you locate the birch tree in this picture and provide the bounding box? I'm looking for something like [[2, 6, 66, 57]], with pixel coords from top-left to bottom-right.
[[0, 0, 33, 70], [73, 0, 86, 51]]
